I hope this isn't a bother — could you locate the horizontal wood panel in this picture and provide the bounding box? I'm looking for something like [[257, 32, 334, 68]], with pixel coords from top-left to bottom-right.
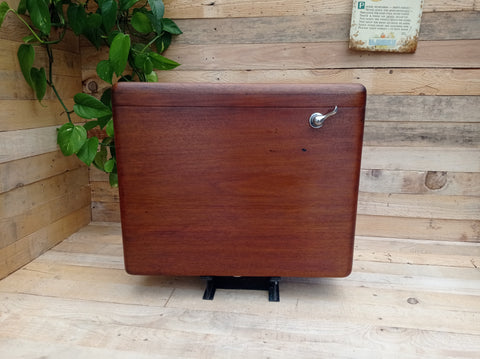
[[91, 182, 119, 203], [361, 147, 480, 172], [0, 39, 81, 75], [0, 99, 78, 131], [0, 206, 90, 280], [173, 11, 480, 44], [0, 185, 91, 250], [363, 122, 480, 148], [0, 14, 79, 53], [0, 168, 90, 241], [354, 236, 480, 268], [359, 170, 480, 196], [0, 150, 84, 194], [356, 215, 480, 242], [91, 201, 121, 223], [357, 192, 480, 220], [164, 0, 477, 18], [0, 126, 59, 163], [366, 96, 480, 123], [154, 68, 480, 96], [0, 71, 81, 100], [83, 69, 480, 97], [75, 40, 479, 71]]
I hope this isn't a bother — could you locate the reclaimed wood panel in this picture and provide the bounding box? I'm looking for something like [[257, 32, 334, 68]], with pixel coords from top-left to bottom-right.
[[164, 0, 477, 18], [361, 147, 480, 172], [363, 122, 480, 148], [0, 166, 88, 221], [0, 205, 90, 279], [0, 10, 89, 280], [366, 96, 480, 123], [357, 192, 480, 221], [0, 39, 81, 75], [0, 150, 84, 194], [154, 69, 480, 96], [0, 13, 79, 53], [356, 216, 480, 243], [0, 71, 81, 100], [0, 99, 78, 131], [82, 40, 480, 70], [0, 168, 90, 249], [0, 126, 59, 163], [359, 170, 480, 196], [82, 68, 480, 97], [91, 201, 122, 223], [173, 11, 480, 44]]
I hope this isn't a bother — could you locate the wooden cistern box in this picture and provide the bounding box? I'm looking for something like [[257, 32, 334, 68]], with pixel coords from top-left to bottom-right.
[[113, 83, 366, 299]]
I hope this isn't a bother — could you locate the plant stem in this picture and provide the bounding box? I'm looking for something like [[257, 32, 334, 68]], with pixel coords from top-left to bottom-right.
[[45, 44, 73, 123], [9, 9, 64, 45], [141, 35, 160, 53]]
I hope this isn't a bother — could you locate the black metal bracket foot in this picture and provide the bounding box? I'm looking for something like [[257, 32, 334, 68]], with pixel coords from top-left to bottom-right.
[[202, 276, 281, 302]]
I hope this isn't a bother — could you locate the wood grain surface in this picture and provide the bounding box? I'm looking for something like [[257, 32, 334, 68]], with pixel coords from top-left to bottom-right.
[[113, 83, 366, 277]]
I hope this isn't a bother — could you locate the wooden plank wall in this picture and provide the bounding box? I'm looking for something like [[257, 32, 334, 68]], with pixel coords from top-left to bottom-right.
[[0, 3, 91, 280], [85, 0, 480, 244]]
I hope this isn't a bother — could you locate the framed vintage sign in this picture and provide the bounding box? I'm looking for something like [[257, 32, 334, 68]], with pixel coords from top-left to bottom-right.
[[349, 0, 424, 53]]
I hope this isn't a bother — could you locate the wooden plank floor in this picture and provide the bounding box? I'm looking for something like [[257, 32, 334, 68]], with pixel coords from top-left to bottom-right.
[[0, 223, 479, 358]]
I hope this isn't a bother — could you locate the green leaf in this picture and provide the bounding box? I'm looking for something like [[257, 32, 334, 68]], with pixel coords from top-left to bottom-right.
[[143, 57, 153, 74], [155, 32, 172, 52], [73, 93, 112, 119], [97, 89, 112, 128], [77, 137, 99, 166], [83, 120, 99, 131], [131, 11, 153, 34], [109, 172, 118, 187], [17, 0, 26, 14], [26, 0, 51, 34], [149, 52, 180, 70], [133, 52, 146, 69], [86, 13, 103, 29], [96, 60, 114, 84], [0, 2, 10, 27], [22, 35, 37, 43], [97, 115, 111, 129], [105, 119, 115, 137], [162, 18, 182, 35], [148, 0, 165, 33], [104, 158, 115, 173], [93, 145, 108, 171], [30, 67, 47, 101], [109, 33, 131, 76], [17, 44, 34, 88], [146, 71, 158, 82], [100, 88, 112, 109], [67, 4, 86, 35], [100, 0, 118, 31], [119, 0, 139, 11], [57, 123, 87, 156]]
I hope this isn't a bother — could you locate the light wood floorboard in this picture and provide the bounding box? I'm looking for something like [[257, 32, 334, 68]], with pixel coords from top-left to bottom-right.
[[0, 222, 479, 358]]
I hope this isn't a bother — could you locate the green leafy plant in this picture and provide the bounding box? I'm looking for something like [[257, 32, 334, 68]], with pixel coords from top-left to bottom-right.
[[0, 0, 181, 186]]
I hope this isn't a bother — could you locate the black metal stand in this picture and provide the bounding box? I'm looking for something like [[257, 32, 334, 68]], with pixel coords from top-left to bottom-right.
[[202, 276, 280, 302]]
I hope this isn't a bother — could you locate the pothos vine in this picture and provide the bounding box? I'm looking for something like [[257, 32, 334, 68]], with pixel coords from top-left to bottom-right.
[[0, 0, 181, 186]]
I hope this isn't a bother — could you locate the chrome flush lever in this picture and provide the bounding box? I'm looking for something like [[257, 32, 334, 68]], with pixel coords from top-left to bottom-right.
[[309, 106, 338, 128]]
